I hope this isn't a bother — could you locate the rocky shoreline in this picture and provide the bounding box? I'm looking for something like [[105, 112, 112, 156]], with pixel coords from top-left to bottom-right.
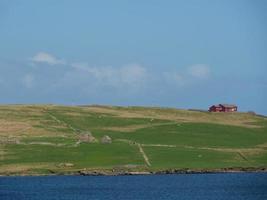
[[77, 167, 267, 176], [2, 167, 266, 177]]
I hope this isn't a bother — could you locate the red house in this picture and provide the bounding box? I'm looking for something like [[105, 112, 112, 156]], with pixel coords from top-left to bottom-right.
[[209, 104, 237, 112], [209, 105, 222, 112]]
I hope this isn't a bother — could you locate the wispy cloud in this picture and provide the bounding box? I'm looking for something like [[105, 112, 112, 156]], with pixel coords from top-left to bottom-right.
[[163, 64, 211, 86], [22, 74, 34, 89], [29, 52, 211, 92], [29, 52, 147, 91], [188, 64, 210, 79], [31, 52, 66, 65], [163, 72, 186, 87], [71, 63, 147, 89]]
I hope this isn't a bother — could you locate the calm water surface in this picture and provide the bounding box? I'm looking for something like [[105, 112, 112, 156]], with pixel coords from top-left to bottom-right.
[[0, 173, 267, 200]]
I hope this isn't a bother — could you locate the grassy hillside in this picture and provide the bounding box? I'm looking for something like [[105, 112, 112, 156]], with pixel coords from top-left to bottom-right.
[[0, 105, 267, 175]]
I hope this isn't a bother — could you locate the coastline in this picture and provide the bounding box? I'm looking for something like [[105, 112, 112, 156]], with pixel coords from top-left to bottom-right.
[[1, 167, 267, 177]]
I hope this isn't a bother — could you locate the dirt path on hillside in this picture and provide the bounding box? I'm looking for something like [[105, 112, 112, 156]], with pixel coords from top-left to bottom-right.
[[114, 139, 151, 166], [45, 111, 80, 134], [137, 144, 151, 166]]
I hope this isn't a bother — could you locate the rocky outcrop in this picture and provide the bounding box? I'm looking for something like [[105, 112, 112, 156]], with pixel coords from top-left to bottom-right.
[[100, 135, 112, 144], [57, 163, 74, 168], [0, 137, 20, 144], [78, 131, 98, 143]]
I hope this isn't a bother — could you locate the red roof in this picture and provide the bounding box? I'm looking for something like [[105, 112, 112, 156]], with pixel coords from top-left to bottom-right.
[[219, 104, 237, 108]]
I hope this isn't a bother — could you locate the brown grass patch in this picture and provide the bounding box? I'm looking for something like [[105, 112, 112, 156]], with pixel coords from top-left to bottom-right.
[[0, 120, 31, 135], [256, 142, 267, 148], [63, 112, 86, 117], [83, 106, 261, 128], [101, 122, 177, 132], [0, 163, 55, 174], [197, 146, 267, 156]]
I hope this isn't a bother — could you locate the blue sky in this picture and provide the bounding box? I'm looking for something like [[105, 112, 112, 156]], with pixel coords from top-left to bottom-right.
[[0, 0, 266, 114]]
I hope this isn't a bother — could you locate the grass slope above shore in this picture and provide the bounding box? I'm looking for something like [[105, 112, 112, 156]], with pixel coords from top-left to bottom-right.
[[0, 104, 267, 175]]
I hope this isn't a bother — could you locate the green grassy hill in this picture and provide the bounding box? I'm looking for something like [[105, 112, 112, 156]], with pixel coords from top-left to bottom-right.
[[0, 105, 267, 175]]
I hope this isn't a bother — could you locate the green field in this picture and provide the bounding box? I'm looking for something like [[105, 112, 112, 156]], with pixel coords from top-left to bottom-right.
[[0, 105, 267, 175]]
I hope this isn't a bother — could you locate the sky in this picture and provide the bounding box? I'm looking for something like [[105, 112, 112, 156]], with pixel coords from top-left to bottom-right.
[[0, 0, 267, 114]]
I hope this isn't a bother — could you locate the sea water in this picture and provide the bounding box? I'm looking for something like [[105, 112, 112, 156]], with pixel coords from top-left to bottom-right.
[[0, 173, 267, 200]]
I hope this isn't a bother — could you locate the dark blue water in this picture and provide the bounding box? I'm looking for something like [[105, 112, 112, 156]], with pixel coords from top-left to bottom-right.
[[1, 173, 267, 200]]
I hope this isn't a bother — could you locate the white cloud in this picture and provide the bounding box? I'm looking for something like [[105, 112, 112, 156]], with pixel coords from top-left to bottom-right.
[[163, 72, 186, 87], [70, 63, 147, 88], [120, 64, 147, 86], [163, 64, 211, 87], [31, 52, 66, 65], [28, 52, 210, 92], [22, 74, 34, 88], [188, 64, 210, 79]]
